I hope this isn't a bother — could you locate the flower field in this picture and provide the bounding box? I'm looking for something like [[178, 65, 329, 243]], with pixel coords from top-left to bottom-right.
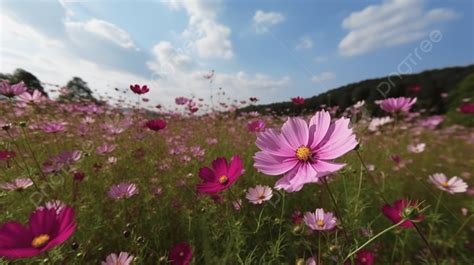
[[0, 81, 473, 264]]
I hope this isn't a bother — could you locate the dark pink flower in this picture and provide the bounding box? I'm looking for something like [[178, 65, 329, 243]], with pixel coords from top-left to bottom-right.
[[408, 84, 422, 93], [248, 120, 266, 132], [0, 206, 76, 259], [146, 119, 167, 131], [459, 102, 474, 113], [355, 250, 375, 265], [196, 155, 243, 194], [382, 199, 424, 228], [129, 84, 149, 95], [0, 150, 16, 161], [169, 242, 192, 265], [175, 97, 189, 105], [291, 96, 305, 105]]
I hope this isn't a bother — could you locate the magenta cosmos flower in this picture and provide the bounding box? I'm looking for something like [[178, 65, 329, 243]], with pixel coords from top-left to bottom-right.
[[196, 155, 243, 194], [0, 80, 27, 98], [291, 96, 305, 105], [146, 119, 167, 131], [129, 84, 149, 94], [254, 110, 358, 192], [248, 120, 266, 132], [101, 252, 134, 265], [378, 97, 417, 113], [355, 250, 375, 265], [245, 185, 273, 204], [169, 242, 192, 265], [459, 102, 474, 113], [429, 173, 468, 194], [303, 208, 337, 231], [107, 183, 139, 200], [0, 206, 76, 259], [0, 178, 34, 191], [382, 199, 424, 228]]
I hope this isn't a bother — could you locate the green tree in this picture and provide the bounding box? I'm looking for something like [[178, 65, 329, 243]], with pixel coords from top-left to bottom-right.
[[59, 77, 97, 102]]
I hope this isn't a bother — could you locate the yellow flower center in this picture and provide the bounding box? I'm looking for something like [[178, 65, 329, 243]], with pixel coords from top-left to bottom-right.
[[441, 181, 449, 187], [31, 234, 50, 248], [316, 220, 325, 227], [296, 146, 312, 161], [259, 193, 265, 200], [218, 175, 229, 184]]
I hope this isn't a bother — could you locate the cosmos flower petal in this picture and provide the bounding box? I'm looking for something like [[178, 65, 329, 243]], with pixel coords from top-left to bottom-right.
[[254, 151, 298, 175], [308, 110, 331, 148], [256, 129, 295, 157], [281, 117, 309, 149]]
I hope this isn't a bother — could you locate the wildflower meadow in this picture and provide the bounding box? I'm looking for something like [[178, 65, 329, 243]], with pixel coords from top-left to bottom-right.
[[0, 78, 473, 265]]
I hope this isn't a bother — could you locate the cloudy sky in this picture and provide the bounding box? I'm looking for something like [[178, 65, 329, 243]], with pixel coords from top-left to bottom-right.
[[1, 0, 473, 108]]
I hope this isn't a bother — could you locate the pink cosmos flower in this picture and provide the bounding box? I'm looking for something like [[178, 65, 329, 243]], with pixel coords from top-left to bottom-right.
[[303, 208, 337, 231], [101, 252, 134, 265], [0, 80, 27, 98], [248, 120, 266, 132], [96, 144, 117, 155], [175, 97, 189, 105], [254, 110, 358, 192], [17, 90, 44, 104], [306, 257, 316, 265], [41, 122, 66, 133], [245, 185, 273, 204], [378, 97, 417, 113], [196, 155, 243, 194], [129, 84, 149, 94], [146, 119, 167, 131], [107, 183, 139, 200], [429, 173, 468, 194], [0, 206, 76, 259], [419, 115, 443, 129], [0, 178, 33, 191], [169, 242, 192, 265], [382, 199, 424, 228], [291, 96, 305, 105]]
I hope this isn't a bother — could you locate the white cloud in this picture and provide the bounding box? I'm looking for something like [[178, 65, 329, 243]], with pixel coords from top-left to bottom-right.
[[147, 41, 194, 74], [295, 36, 313, 50], [311, 72, 335, 83], [339, 0, 459, 56], [66, 19, 137, 50], [2, 2, 289, 110], [165, 0, 234, 59], [253, 10, 285, 33]]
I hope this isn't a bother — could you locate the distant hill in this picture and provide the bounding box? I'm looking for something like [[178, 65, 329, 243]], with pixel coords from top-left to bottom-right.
[[240, 65, 474, 117]]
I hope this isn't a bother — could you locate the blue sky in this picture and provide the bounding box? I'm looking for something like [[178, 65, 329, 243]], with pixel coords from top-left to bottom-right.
[[1, 0, 473, 108]]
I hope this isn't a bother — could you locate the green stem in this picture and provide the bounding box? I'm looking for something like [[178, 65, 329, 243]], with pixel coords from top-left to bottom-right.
[[318, 232, 322, 265], [344, 219, 404, 262], [413, 223, 439, 265], [355, 150, 388, 204], [322, 176, 350, 243], [451, 214, 473, 240]]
